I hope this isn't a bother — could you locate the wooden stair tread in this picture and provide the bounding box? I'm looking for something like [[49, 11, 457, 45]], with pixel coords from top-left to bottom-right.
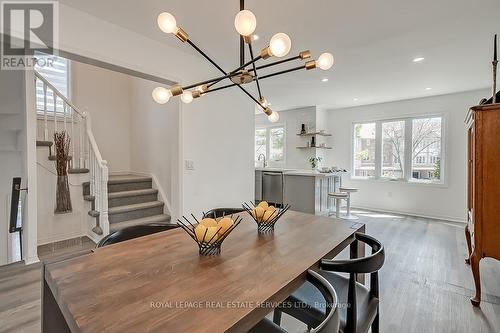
[[48, 155, 72, 161], [36, 140, 53, 147], [69, 168, 89, 174]]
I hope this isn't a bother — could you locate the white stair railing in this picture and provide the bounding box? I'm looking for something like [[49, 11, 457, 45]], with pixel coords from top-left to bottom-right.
[[34, 71, 109, 236]]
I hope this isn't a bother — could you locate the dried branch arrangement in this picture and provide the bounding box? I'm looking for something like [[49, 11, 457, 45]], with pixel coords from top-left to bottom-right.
[[54, 131, 72, 213]]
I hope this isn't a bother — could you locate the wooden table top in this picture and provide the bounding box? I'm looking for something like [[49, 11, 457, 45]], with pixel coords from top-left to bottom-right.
[[44, 211, 364, 333]]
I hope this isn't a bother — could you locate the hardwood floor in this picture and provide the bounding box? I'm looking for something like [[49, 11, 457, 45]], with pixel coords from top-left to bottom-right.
[[1, 212, 499, 333], [0, 237, 95, 333]]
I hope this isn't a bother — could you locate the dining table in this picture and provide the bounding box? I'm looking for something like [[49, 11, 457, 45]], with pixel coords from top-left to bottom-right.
[[42, 210, 365, 333]]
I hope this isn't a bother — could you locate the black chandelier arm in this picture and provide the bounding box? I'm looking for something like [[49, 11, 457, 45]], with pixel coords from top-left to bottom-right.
[[186, 39, 227, 75], [251, 55, 302, 72], [184, 37, 264, 109], [182, 71, 244, 90], [258, 64, 307, 80], [207, 54, 263, 89], [202, 64, 308, 95], [248, 43, 263, 99]]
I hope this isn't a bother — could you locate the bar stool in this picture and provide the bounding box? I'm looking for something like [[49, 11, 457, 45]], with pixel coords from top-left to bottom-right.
[[339, 187, 359, 220], [328, 192, 348, 218]]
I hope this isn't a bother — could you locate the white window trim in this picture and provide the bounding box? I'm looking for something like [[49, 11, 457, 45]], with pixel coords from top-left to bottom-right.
[[350, 113, 447, 186], [255, 124, 286, 167], [35, 54, 71, 117]]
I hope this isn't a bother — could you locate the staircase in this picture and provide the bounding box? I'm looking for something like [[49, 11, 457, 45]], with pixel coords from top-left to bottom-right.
[[83, 174, 171, 233], [33, 70, 171, 240]]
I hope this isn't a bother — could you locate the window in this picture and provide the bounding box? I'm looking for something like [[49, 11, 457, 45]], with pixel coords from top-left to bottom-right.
[[381, 120, 405, 179], [353, 123, 376, 178], [255, 126, 285, 166], [411, 117, 442, 182], [352, 115, 444, 184], [34, 52, 69, 114]]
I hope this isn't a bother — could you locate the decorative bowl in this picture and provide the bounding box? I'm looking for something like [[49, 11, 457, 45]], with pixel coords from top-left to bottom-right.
[[242, 202, 291, 234], [177, 214, 242, 256]]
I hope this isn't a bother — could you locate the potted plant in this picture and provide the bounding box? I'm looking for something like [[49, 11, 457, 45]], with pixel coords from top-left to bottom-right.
[[309, 157, 322, 169]]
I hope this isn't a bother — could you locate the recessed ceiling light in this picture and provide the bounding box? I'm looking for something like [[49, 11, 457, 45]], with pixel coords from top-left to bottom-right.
[[413, 57, 425, 63], [425, 87, 432, 90], [321, 78, 329, 82], [253, 34, 259, 41], [353, 98, 359, 101]]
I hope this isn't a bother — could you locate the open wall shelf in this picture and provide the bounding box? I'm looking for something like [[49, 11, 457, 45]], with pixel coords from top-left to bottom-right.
[[296, 131, 332, 137]]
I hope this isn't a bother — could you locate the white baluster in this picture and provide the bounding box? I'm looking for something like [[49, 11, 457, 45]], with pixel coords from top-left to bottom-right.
[[101, 161, 109, 236], [43, 84, 48, 141], [79, 116, 84, 168], [71, 107, 75, 169], [53, 91, 57, 133], [63, 103, 67, 132]]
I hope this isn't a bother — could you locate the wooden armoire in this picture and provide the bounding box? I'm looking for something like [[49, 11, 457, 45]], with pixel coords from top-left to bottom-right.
[[465, 103, 500, 306]]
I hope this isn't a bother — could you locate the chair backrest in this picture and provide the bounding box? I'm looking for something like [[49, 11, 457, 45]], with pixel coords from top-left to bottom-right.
[[96, 224, 178, 248], [203, 208, 244, 219], [320, 233, 385, 274], [307, 270, 340, 333]]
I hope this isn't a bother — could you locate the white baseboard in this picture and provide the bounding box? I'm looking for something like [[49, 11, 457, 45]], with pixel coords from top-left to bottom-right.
[[352, 205, 466, 224], [24, 255, 40, 265]]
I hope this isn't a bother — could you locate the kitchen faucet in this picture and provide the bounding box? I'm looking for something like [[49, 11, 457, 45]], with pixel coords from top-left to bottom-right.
[[258, 154, 267, 167]]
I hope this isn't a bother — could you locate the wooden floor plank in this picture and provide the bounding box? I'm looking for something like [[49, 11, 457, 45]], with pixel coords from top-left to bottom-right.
[[1, 212, 499, 333]]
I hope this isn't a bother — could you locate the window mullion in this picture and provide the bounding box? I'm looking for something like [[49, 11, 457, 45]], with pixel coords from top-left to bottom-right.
[[404, 119, 413, 181], [375, 121, 382, 179]]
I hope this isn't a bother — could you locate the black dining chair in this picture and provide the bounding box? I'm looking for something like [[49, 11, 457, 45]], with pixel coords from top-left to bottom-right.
[[96, 223, 178, 248], [248, 269, 340, 333], [273, 233, 385, 333], [203, 208, 244, 219]]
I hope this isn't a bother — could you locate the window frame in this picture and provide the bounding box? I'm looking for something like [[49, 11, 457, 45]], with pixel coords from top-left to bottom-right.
[[255, 124, 286, 167], [350, 113, 446, 186], [35, 53, 71, 119]]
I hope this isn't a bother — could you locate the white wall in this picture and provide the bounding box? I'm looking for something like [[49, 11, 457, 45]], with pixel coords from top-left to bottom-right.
[[324, 89, 489, 222], [71, 61, 133, 172], [130, 78, 181, 219], [182, 89, 255, 217], [256, 106, 314, 170], [0, 70, 26, 265]]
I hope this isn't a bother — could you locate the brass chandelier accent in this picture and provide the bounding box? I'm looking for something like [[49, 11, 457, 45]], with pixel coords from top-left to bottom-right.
[[152, 0, 334, 122]]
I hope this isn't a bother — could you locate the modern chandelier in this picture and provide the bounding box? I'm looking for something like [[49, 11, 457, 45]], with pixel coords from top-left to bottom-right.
[[151, 0, 334, 122]]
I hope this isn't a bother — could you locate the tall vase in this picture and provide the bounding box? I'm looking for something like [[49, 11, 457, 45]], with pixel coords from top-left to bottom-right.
[[55, 175, 72, 213]]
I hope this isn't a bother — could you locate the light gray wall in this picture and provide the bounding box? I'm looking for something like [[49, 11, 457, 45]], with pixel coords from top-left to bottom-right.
[[130, 77, 181, 219], [71, 61, 133, 172], [0, 70, 26, 265], [323, 89, 489, 221], [256, 106, 324, 169]]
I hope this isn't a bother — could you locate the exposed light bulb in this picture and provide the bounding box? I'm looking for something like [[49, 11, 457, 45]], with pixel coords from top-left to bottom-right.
[[152, 87, 172, 104], [269, 33, 291, 58], [234, 10, 256, 36], [268, 111, 280, 123], [181, 91, 194, 104], [157, 12, 178, 34], [317, 52, 334, 70]]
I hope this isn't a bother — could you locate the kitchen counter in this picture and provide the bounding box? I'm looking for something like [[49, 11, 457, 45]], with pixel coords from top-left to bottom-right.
[[255, 168, 346, 215], [255, 167, 344, 177]]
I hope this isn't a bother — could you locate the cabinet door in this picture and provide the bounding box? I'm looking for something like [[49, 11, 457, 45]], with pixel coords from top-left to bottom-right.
[[255, 171, 262, 201]]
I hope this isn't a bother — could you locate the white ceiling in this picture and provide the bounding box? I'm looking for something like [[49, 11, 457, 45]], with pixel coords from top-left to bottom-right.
[[61, 0, 500, 111]]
